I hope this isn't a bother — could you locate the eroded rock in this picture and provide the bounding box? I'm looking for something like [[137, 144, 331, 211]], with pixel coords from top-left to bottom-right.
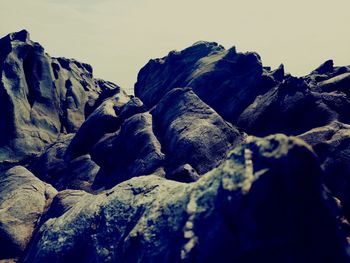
[[0, 166, 57, 259], [22, 135, 350, 263]]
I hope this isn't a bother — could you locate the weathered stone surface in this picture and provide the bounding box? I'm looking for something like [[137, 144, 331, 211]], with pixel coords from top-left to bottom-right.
[[2, 31, 350, 262], [135, 42, 277, 123], [22, 135, 350, 263], [29, 135, 99, 193], [151, 87, 243, 175], [299, 121, 350, 220], [42, 190, 91, 221], [237, 76, 350, 136], [65, 91, 130, 161], [0, 30, 122, 164], [91, 112, 165, 189], [0, 166, 57, 259]]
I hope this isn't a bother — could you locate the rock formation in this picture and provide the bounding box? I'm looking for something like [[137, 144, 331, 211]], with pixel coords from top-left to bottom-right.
[[1, 30, 350, 262]]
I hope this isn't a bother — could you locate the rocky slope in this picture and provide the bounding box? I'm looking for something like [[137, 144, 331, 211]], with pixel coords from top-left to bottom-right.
[[1, 30, 350, 262]]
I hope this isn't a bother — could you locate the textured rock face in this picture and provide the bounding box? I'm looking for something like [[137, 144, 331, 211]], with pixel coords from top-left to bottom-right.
[[0, 166, 56, 259], [135, 42, 275, 123], [22, 135, 349, 263], [0, 30, 121, 163], [1, 30, 350, 262], [299, 122, 350, 219], [151, 87, 242, 175]]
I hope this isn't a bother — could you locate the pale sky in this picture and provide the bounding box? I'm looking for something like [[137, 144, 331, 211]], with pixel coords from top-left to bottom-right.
[[0, 0, 349, 94]]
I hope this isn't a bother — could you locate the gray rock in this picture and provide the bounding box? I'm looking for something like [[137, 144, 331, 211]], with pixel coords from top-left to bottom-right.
[[0, 166, 57, 259], [42, 189, 91, 221], [151, 87, 243, 175], [135, 42, 276, 123], [22, 135, 350, 263], [91, 112, 165, 189], [29, 135, 99, 193], [299, 121, 350, 220], [65, 92, 130, 161], [0, 30, 123, 164], [237, 76, 350, 136]]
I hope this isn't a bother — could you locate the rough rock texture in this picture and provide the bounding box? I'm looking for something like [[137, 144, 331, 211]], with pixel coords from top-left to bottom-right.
[[0, 166, 56, 259], [91, 112, 165, 188], [65, 91, 130, 161], [151, 87, 242, 175], [135, 42, 277, 123], [299, 122, 350, 219], [22, 135, 350, 263], [29, 134, 99, 193], [237, 76, 350, 136], [1, 30, 350, 262], [0, 30, 121, 164]]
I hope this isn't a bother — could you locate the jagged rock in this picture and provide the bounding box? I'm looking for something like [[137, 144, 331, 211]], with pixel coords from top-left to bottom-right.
[[42, 190, 91, 221], [237, 76, 350, 136], [318, 72, 350, 96], [151, 87, 243, 175], [22, 135, 350, 263], [0, 166, 57, 259], [135, 41, 225, 108], [91, 112, 165, 189], [65, 92, 130, 160], [29, 135, 99, 193], [29, 134, 74, 184], [313, 59, 334, 75], [2, 30, 350, 262], [304, 60, 350, 87], [299, 121, 350, 220], [0, 30, 122, 164], [135, 42, 277, 123], [167, 164, 200, 183]]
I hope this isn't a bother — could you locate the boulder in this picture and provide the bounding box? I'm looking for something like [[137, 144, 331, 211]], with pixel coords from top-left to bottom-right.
[[151, 87, 243, 175], [299, 121, 350, 220], [237, 76, 350, 136], [135, 42, 277, 123], [0, 30, 122, 164], [22, 135, 350, 263], [0, 166, 57, 259], [65, 92, 130, 161], [29, 135, 99, 193], [91, 112, 165, 189]]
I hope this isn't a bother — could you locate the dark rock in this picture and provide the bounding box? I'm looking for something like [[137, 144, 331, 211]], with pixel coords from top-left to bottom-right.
[[167, 164, 200, 183], [135, 41, 224, 108], [29, 135, 99, 193], [65, 92, 130, 161], [151, 87, 243, 175], [313, 59, 334, 75], [42, 190, 91, 221], [91, 112, 165, 189], [237, 76, 350, 136], [0, 30, 124, 164], [299, 121, 350, 220], [22, 135, 350, 263], [135, 42, 276, 123], [0, 166, 56, 259], [318, 72, 350, 96], [271, 64, 285, 82], [29, 134, 74, 185]]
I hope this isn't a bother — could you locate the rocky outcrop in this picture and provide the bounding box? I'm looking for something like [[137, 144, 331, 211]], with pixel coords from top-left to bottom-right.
[[0, 30, 121, 164], [1, 30, 350, 262], [299, 121, 350, 220], [135, 42, 277, 123], [151, 87, 242, 175], [237, 76, 350, 136], [91, 112, 166, 188], [0, 166, 56, 260], [22, 135, 350, 263]]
